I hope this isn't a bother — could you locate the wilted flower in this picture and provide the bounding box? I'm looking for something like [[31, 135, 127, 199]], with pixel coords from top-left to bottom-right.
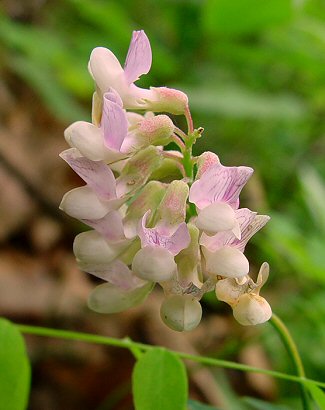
[[60, 30, 272, 331]]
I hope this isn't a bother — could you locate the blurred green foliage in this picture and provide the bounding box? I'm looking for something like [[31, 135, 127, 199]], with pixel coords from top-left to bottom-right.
[[1, 0, 325, 407]]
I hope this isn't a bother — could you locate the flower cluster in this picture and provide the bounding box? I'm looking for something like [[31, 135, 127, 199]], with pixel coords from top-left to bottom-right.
[[60, 30, 272, 331]]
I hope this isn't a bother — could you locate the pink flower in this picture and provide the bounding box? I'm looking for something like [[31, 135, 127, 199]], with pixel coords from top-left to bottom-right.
[[201, 208, 270, 278], [65, 89, 174, 162], [132, 210, 191, 282], [89, 30, 189, 114], [189, 158, 253, 236], [74, 237, 153, 314]]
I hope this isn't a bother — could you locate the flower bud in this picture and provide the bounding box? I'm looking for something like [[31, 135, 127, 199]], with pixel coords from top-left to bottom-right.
[[144, 87, 189, 115], [153, 180, 189, 230], [135, 114, 174, 147], [232, 293, 272, 326], [196, 202, 236, 235], [88, 281, 153, 313], [132, 246, 176, 282], [116, 145, 162, 197], [160, 295, 202, 332], [204, 246, 249, 278]]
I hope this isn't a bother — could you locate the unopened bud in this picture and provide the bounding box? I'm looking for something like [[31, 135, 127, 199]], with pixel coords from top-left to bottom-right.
[[135, 114, 174, 147], [144, 87, 189, 115], [132, 246, 176, 282], [232, 293, 272, 326], [160, 295, 202, 332]]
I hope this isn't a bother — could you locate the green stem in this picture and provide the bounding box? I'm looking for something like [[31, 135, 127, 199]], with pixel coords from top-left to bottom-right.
[[270, 314, 312, 410], [16, 323, 325, 389], [183, 146, 193, 178]]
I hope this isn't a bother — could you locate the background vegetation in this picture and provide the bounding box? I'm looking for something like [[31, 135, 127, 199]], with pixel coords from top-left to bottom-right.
[[1, 0, 325, 408]]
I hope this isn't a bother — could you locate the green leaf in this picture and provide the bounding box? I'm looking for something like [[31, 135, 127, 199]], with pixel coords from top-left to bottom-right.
[[0, 318, 31, 410], [202, 0, 293, 37], [188, 399, 222, 410], [132, 347, 188, 410], [305, 383, 325, 410]]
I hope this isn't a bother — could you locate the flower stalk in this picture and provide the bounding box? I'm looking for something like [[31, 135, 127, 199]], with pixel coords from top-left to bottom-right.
[[269, 314, 312, 410], [16, 323, 325, 390]]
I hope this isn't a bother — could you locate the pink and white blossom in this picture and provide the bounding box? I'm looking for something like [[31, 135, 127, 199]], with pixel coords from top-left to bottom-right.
[[89, 30, 189, 114]]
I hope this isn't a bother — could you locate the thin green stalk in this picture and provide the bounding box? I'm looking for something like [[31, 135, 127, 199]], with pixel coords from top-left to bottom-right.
[[270, 314, 312, 410], [183, 147, 193, 179], [16, 323, 325, 389]]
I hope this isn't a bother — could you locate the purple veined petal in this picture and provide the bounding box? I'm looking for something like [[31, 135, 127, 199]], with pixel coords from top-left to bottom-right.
[[82, 210, 125, 242], [104, 88, 123, 107], [138, 212, 190, 256], [60, 148, 116, 200], [196, 152, 220, 179], [102, 96, 128, 151], [88, 47, 124, 92], [124, 30, 152, 85], [189, 163, 254, 210], [82, 259, 146, 291], [199, 208, 257, 251], [235, 208, 257, 233], [200, 231, 233, 252], [235, 214, 270, 252], [164, 222, 191, 255]]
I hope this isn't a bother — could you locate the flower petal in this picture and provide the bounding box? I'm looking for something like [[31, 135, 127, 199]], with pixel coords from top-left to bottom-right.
[[102, 93, 128, 151], [132, 246, 176, 282], [83, 210, 125, 242], [139, 212, 190, 255], [60, 186, 112, 219], [232, 294, 272, 326], [189, 163, 253, 210], [64, 121, 105, 161], [200, 208, 258, 251], [73, 230, 126, 265], [255, 262, 270, 294], [88, 47, 125, 93], [203, 246, 249, 278], [196, 202, 237, 235], [60, 148, 117, 200], [88, 281, 153, 313], [64, 121, 126, 163], [236, 214, 270, 252], [104, 88, 123, 107], [81, 258, 146, 290], [124, 30, 152, 85]]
